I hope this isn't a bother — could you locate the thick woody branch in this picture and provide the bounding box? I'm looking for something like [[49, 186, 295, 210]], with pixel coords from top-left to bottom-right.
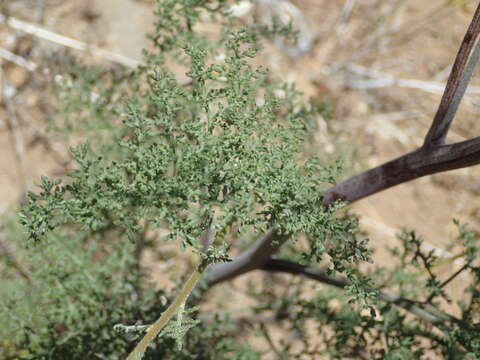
[[424, 3, 480, 146], [324, 136, 480, 204]]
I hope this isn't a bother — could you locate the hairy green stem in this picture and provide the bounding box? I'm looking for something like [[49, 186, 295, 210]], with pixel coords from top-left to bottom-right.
[[126, 265, 203, 360]]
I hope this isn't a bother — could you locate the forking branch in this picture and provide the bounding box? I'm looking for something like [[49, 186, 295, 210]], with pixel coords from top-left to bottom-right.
[[206, 2, 480, 288]]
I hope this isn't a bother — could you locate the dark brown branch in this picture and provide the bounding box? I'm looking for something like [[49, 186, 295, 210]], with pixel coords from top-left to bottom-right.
[[261, 258, 463, 329], [424, 3, 480, 146], [207, 136, 480, 286], [324, 136, 480, 204], [425, 263, 469, 304]]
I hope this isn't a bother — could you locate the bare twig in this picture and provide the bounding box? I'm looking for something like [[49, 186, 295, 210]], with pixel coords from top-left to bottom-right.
[[360, 216, 466, 267], [424, 263, 470, 304], [258, 323, 286, 359], [0, 13, 140, 68], [207, 2, 480, 288], [323, 136, 480, 204], [343, 63, 480, 95], [261, 258, 464, 329], [0, 47, 37, 71]]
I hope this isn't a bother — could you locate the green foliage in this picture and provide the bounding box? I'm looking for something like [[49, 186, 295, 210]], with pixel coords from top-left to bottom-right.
[[0, 217, 258, 359], [21, 1, 350, 262]]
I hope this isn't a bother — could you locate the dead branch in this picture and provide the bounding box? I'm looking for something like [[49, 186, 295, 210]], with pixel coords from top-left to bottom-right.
[[0, 47, 37, 71], [424, 5, 480, 146], [343, 63, 480, 95], [0, 13, 140, 68]]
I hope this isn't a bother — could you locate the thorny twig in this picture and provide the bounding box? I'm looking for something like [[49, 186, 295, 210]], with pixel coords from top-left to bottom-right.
[[424, 263, 470, 304]]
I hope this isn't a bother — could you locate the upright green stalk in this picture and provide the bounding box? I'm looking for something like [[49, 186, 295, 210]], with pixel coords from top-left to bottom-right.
[[126, 263, 204, 360]]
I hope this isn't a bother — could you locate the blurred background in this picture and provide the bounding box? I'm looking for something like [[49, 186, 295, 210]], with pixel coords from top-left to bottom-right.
[[1, 0, 479, 331]]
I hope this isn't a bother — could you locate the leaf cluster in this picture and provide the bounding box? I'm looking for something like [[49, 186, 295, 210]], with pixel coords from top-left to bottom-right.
[[20, 0, 354, 267]]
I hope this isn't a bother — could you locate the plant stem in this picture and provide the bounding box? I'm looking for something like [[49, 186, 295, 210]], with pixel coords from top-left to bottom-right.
[[126, 264, 203, 360]]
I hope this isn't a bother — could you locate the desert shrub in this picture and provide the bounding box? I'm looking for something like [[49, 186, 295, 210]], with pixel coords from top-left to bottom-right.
[[1, 1, 479, 359]]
